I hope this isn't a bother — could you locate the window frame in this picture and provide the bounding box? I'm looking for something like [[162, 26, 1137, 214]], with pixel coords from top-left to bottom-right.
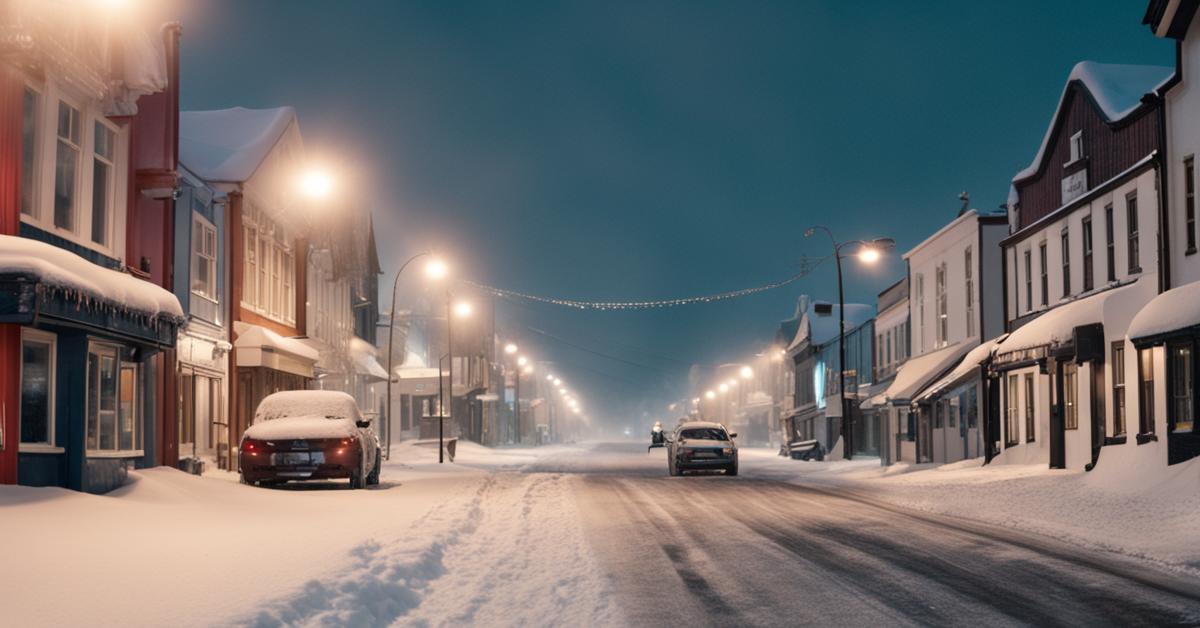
[[1069, 130, 1084, 163], [965, 246, 975, 338], [935, 262, 948, 347], [1061, 226, 1071, 297], [1127, 192, 1141, 274], [21, 84, 42, 218], [1168, 340, 1195, 435], [1112, 342, 1126, 437], [1038, 242, 1048, 307], [1006, 374, 1020, 447], [1081, 215, 1094, 292], [52, 96, 83, 235], [240, 205, 296, 325], [86, 341, 143, 457], [1104, 204, 1116, 282], [1063, 362, 1078, 430], [89, 117, 118, 247], [191, 213, 218, 302], [1024, 249, 1032, 313], [19, 328, 59, 453], [1024, 373, 1035, 443], [1186, 156, 1197, 255], [1138, 347, 1155, 437]]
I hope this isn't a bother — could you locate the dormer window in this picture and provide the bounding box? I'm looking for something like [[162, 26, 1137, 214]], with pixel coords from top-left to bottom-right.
[[1069, 131, 1084, 163]]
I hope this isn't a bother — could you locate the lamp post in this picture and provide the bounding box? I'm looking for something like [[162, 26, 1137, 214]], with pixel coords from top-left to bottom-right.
[[442, 298, 472, 463], [384, 255, 446, 461], [804, 226, 894, 460]]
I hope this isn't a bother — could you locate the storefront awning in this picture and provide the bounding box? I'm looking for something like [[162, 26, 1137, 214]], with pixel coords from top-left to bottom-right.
[[395, 366, 444, 396], [0, 235, 184, 347], [884, 341, 973, 404], [915, 334, 1007, 403], [234, 321, 318, 378], [349, 337, 389, 382], [996, 279, 1149, 363], [1128, 280, 1200, 346]]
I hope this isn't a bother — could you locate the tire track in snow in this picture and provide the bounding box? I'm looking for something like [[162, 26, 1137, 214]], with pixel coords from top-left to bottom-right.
[[239, 477, 497, 628]]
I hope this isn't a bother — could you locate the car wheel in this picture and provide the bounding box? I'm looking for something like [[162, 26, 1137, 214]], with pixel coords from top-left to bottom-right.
[[726, 462, 739, 476], [239, 472, 249, 485], [349, 457, 365, 490], [367, 449, 381, 486]]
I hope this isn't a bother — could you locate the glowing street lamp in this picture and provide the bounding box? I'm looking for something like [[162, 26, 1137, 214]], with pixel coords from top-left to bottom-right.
[[504, 342, 518, 355], [453, 301, 473, 318], [299, 168, 334, 199], [425, 258, 448, 280], [517, 356, 528, 367], [719, 383, 729, 394], [740, 366, 754, 379], [705, 390, 716, 400]]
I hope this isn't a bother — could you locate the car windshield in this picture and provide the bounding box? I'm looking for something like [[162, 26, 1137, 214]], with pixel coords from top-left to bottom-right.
[[679, 428, 727, 441]]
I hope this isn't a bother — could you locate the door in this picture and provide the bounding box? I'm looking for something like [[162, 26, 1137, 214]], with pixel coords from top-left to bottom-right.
[[1049, 360, 1066, 469]]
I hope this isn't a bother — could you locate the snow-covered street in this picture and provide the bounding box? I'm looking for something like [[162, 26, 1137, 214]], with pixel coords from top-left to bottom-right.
[[3, 441, 1199, 627]]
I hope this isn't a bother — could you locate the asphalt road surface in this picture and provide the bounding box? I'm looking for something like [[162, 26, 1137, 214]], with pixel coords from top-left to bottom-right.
[[531, 442, 1200, 627]]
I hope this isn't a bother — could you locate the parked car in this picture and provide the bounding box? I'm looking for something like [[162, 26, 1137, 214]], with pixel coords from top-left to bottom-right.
[[239, 390, 381, 489], [667, 421, 738, 476]]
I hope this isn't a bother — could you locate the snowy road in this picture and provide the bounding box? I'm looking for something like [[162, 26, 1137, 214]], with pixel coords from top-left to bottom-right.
[[542, 442, 1200, 627]]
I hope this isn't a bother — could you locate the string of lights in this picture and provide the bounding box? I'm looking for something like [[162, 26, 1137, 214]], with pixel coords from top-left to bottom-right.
[[462, 255, 829, 311]]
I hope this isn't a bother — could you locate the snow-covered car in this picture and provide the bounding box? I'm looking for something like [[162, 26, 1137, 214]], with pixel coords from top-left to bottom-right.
[[667, 421, 738, 476], [239, 390, 381, 489]]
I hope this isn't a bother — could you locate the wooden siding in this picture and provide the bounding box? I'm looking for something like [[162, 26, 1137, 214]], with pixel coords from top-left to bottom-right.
[[0, 67, 23, 483], [1013, 83, 1162, 231]]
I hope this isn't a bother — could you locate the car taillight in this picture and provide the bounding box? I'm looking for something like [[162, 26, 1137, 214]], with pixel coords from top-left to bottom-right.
[[243, 439, 262, 455]]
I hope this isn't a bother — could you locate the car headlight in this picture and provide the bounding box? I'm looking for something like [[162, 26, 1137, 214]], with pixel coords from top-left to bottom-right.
[[722, 447, 734, 456]]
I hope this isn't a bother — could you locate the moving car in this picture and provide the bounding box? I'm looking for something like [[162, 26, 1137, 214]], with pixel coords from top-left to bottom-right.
[[667, 421, 738, 476], [239, 390, 381, 489]]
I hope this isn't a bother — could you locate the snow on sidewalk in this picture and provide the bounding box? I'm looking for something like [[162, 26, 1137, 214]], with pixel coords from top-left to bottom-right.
[[739, 448, 1200, 576]]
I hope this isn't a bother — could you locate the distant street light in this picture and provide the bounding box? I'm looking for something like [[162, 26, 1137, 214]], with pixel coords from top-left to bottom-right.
[[804, 226, 895, 458], [517, 356, 528, 367], [504, 342, 518, 355], [740, 366, 754, 379], [719, 383, 729, 394], [705, 390, 716, 400], [299, 168, 334, 199], [385, 253, 446, 461], [453, 301, 473, 318]]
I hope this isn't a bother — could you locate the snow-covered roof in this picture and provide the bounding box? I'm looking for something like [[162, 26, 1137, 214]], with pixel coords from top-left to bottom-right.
[[788, 303, 874, 351], [884, 342, 973, 403], [916, 334, 1008, 402], [1128, 281, 1200, 340], [999, 282, 1141, 355], [233, 321, 319, 362], [0, 234, 183, 319], [1013, 62, 1173, 184], [349, 337, 389, 381], [179, 107, 296, 182]]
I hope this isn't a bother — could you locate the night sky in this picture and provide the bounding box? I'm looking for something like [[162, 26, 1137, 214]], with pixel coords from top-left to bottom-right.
[[148, 0, 1172, 424]]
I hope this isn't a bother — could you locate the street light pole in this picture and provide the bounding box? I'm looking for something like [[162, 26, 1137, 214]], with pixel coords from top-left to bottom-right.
[[443, 292, 453, 464], [385, 252, 433, 461], [514, 365, 521, 445]]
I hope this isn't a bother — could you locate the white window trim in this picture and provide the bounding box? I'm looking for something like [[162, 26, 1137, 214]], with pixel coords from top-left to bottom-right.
[[90, 116, 120, 248], [18, 327, 57, 451], [20, 77, 128, 261], [1068, 130, 1084, 164], [240, 205, 296, 325], [85, 341, 142, 457], [191, 212, 218, 302]]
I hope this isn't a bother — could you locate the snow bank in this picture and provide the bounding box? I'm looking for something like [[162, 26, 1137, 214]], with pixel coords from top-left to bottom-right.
[[253, 389, 361, 423], [179, 106, 296, 182], [0, 234, 183, 319]]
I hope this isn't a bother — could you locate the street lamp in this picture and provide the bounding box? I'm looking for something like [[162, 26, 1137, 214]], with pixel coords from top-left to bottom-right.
[[440, 297, 473, 463], [804, 225, 895, 458], [740, 366, 754, 380], [504, 342, 518, 355], [385, 253, 446, 460], [299, 168, 334, 199]]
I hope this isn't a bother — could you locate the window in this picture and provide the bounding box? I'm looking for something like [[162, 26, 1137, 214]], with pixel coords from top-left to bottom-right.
[[1006, 374, 1020, 446], [948, 397, 958, 428], [916, 274, 925, 349], [1039, 242, 1048, 307], [933, 400, 943, 429], [53, 100, 81, 232], [1138, 348, 1154, 435], [935, 263, 947, 346], [1069, 131, 1083, 162], [1105, 204, 1115, 282], [20, 329, 56, 448], [1082, 216, 1093, 292], [885, 330, 892, 365], [1170, 342, 1194, 434], [241, 206, 295, 324], [90, 121, 115, 245], [1113, 343, 1126, 437], [1061, 227, 1071, 297], [1024, 373, 1035, 442], [86, 343, 141, 454], [1127, 193, 1140, 273], [1063, 363, 1078, 430], [1024, 250, 1032, 313], [1186, 157, 1197, 254], [21, 87, 40, 216], [966, 386, 978, 428], [192, 215, 217, 300], [964, 247, 975, 338]]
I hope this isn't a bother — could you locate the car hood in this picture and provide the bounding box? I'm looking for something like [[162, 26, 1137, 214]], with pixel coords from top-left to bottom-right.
[[243, 416, 358, 441]]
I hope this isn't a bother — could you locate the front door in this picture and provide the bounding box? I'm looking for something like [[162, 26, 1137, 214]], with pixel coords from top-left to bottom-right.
[[1049, 360, 1066, 469]]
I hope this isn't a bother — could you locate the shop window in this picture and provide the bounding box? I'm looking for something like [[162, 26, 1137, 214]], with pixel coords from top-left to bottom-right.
[[1006, 374, 1020, 446], [87, 343, 141, 454], [1112, 343, 1126, 436], [1138, 348, 1155, 436], [1024, 373, 1035, 442], [1169, 342, 1194, 434], [20, 329, 56, 448], [1063, 363, 1078, 430]]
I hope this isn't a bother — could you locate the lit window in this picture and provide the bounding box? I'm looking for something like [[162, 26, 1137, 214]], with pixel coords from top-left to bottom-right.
[[1063, 363, 1078, 430], [87, 343, 141, 454], [1069, 131, 1083, 162], [192, 215, 217, 300], [53, 101, 81, 232], [91, 121, 115, 245], [20, 329, 56, 447]]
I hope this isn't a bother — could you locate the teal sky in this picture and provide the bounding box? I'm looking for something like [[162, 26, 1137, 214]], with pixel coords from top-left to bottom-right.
[[154, 0, 1174, 421]]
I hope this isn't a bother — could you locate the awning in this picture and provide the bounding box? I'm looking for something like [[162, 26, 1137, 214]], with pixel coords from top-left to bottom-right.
[[395, 366, 444, 396], [1128, 280, 1200, 346], [915, 334, 1008, 403], [349, 337, 388, 382], [884, 341, 973, 403], [0, 234, 183, 347], [997, 280, 1150, 361], [233, 321, 318, 378]]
